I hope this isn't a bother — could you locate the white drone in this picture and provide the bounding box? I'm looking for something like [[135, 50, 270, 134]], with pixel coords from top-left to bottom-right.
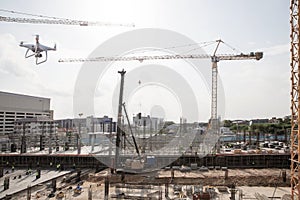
[[20, 35, 56, 65]]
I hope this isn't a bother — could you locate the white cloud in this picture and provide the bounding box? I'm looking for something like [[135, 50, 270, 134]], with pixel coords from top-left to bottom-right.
[[0, 33, 75, 118], [260, 43, 289, 56], [0, 33, 39, 80]]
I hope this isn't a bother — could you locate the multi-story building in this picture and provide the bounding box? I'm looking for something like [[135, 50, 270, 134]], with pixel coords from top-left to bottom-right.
[[0, 91, 52, 135], [56, 115, 116, 133], [133, 115, 164, 132], [55, 116, 116, 149], [14, 116, 58, 152], [14, 116, 57, 136]]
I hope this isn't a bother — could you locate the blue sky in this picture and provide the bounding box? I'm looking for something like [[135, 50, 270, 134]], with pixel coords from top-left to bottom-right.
[[0, 0, 290, 121]]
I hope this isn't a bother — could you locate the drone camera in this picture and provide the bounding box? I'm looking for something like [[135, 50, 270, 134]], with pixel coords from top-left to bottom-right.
[[35, 54, 42, 58]]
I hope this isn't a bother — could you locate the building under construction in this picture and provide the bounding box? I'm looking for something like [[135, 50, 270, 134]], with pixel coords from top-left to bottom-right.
[[0, 0, 298, 199]]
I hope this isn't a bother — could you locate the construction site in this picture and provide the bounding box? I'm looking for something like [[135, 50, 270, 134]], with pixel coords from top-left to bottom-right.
[[0, 1, 297, 200]]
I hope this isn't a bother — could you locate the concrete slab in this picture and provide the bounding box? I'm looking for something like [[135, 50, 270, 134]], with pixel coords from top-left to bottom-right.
[[0, 169, 72, 199]]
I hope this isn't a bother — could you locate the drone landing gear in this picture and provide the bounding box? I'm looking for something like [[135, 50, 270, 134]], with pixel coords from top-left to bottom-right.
[[25, 49, 48, 65]]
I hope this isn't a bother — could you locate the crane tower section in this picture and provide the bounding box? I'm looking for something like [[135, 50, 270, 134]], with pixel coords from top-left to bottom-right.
[[290, 0, 300, 198]]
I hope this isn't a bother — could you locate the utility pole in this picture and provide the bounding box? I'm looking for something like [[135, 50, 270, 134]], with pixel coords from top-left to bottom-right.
[[115, 69, 126, 170]]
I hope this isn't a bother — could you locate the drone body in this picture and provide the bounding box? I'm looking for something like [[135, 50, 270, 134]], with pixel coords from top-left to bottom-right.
[[19, 35, 56, 65]]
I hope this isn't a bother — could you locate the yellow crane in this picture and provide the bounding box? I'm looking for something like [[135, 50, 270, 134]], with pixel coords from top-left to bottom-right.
[[59, 40, 263, 133]]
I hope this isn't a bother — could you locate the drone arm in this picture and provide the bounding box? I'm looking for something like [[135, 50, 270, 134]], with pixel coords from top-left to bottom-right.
[[25, 48, 35, 58]]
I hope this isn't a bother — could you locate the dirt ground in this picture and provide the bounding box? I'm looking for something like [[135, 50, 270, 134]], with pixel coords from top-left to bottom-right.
[[9, 168, 291, 199], [157, 168, 290, 187]]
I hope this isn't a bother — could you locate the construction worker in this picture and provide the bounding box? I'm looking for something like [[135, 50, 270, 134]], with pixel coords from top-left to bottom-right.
[[56, 163, 61, 171], [36, 170, 40, 179]]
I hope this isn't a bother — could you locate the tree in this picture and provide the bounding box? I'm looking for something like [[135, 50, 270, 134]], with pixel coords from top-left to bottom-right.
[[223, 120, 233, 127], [254, 128, 260, 148], [241, 125, 248, 143]]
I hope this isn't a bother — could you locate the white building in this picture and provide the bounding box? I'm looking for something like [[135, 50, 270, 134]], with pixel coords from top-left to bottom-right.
[[133, 115, 164, 132], [0, 91, 52, 135]]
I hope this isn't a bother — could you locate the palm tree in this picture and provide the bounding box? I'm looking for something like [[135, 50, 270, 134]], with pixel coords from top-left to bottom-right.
[[255, 128, 260, 148], [242, 126, 248, 143], [248, 126, 252, 146], [262, 124, 268, 141]]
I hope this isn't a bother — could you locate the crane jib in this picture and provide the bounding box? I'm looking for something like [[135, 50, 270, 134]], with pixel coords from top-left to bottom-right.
[[58, 52, 263, 63]]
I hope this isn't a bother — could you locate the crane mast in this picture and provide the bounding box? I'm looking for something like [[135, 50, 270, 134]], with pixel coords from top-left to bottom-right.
[[290, 0, 300, 198], [210, 40, 222, 133]]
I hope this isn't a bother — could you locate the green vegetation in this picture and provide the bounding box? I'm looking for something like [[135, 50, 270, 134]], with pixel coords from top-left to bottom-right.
[[223, 118, 291, 143]]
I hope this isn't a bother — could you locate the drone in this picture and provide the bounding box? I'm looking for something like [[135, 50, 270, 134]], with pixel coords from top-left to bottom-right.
[[19, 35, 56, 65]]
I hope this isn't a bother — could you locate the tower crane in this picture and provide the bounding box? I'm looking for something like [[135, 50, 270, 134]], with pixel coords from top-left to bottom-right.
[[0, 9, 134, 27], [0, 16, 134, 27], [290, 0, 300, 198], [59, 40, 263, 133]]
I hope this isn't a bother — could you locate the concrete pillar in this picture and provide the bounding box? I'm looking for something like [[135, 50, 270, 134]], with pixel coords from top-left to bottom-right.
[[282, 170, 287, 182], [77, 133, 81, 154], [230, 184, 236, 200], [52, 179, 57, 193], [21, 135, 27, 154], [76, 171, 81, 182], [89, 134, 92, 146], [4, 177, 9, 190], [21, 123, 27, 154], [91, 134, 95, 152], [159, 188, 162, 200], [27, 185, 31, 200], [39, 135, 44, 151], [104, 177, 109, 200], [165, 183, 169, 198], [0, 167, 3, 177], [88, 185, 92, 200], [225, 170, 228, 180]]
